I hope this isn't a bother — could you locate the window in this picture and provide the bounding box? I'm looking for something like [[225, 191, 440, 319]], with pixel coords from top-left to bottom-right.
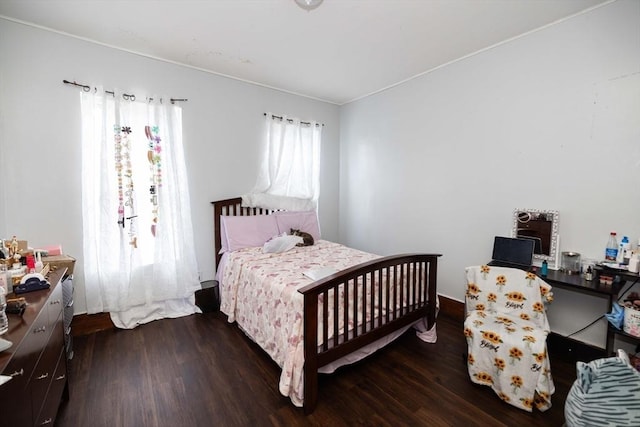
[[80, 89, 200, 327], [243, 113, 322, 211]]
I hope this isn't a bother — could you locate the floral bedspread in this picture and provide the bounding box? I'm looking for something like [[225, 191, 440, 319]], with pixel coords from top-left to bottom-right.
[[220, 240, 379, 407]]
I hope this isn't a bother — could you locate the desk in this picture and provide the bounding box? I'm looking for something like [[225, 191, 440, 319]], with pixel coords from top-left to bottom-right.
[[541, 268, 640, 356]]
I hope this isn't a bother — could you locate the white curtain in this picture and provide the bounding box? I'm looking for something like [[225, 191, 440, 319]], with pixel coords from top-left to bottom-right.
[[80, 89, 201, 329], [243, 113, 322, 211]]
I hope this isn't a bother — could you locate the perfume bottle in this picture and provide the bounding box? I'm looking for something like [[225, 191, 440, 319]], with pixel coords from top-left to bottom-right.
[[584, 266, 593, 281]]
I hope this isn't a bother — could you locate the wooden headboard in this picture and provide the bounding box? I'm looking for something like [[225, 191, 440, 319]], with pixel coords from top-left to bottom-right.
[[211, 197, 278, 269]]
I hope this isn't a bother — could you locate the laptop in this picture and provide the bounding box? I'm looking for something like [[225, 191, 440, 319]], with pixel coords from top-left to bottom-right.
[[487, 236, 535, 270]]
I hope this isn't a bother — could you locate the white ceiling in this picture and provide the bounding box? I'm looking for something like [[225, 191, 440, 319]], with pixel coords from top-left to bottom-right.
[[0, 0, 610, 105]]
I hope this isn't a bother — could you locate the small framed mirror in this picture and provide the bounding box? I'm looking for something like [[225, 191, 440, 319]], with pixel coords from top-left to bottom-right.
[[512, 209, 559, 265]]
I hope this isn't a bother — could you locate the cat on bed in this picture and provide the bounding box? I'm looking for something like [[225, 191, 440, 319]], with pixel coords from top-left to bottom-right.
[[290, 229, 314, 246]]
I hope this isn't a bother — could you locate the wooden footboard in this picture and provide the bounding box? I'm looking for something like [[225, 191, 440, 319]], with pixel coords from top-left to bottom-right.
[[298, 253, 440, 414]]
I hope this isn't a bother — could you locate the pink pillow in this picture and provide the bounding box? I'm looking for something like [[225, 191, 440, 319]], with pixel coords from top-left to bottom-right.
[[220, 215, 280, 253], [275, 211, 321, 241]]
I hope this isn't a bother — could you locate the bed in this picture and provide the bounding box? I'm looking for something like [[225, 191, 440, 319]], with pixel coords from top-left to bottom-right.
[[212, 197, 441, 413]]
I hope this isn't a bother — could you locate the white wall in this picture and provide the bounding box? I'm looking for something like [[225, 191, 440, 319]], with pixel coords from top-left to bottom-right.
[[0, 18, 340, 314], [339, 0, 640, 348]]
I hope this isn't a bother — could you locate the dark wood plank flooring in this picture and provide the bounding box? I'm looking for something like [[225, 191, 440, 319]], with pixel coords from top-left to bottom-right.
[[56, 312, 576, 426]]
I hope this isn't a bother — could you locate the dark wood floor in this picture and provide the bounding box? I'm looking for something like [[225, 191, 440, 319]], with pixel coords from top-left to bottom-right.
[[56, 312, 576, 427]]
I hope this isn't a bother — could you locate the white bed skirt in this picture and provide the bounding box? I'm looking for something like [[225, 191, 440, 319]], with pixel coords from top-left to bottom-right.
[[318, 319, 437, 374]]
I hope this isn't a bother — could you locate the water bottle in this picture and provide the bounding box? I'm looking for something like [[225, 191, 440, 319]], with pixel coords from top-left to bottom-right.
[[621, 236, 631, 265], [0, 264, 7, 294], [0, 287, 8, 335], [605, 232, 618, 261]]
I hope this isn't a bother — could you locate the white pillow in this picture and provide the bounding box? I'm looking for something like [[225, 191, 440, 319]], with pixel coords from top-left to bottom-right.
[[263, 235, 303, 254]]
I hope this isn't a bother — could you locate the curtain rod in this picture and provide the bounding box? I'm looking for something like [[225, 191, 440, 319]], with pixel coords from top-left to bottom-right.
[[264, 113, 324, 127], [63, 80, 187, 103]]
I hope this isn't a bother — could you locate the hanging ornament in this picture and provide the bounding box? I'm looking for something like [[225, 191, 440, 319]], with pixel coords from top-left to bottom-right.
[[145, 125, 162, 237], [114, 126, 125, 228], [114, 123, 138, 248]]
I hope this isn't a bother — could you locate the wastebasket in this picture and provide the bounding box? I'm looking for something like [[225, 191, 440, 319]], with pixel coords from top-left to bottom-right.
[[195, 280, 220, 313]]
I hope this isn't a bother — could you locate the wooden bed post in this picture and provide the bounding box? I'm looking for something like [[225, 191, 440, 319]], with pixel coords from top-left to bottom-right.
[[303, 292, 319, 415], [212, 201, 224, 269], [427, 258, 438, 329]]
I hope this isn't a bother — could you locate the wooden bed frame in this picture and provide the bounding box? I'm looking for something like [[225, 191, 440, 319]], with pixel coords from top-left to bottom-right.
[[212, 197, 441, 414]]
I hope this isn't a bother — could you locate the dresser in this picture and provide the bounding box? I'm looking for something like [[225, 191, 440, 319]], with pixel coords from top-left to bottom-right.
[[0, 268, 69, 426]]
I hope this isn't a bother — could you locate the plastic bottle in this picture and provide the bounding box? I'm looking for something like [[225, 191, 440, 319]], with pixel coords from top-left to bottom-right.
[[541, 260, 548, 277], [605, 232, 618, 262], [34, 251, 43, 273], [618, 236, 631, 265], [26, 255, 35, 274], [0, 287, 7, 335], [0, 264, 7, 294]]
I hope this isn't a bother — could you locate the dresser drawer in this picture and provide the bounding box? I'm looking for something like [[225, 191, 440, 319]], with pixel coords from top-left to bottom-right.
[[1, 311, 49, 386], [31, 317, 64, 419], [0, 349, 34, 392], [0, 312, 50, 427], [33, 348, 67, 427], [46, 282, 63, 329], [0, 358, 32, 427]]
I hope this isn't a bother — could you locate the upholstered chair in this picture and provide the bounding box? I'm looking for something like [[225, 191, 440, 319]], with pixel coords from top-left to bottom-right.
[[464, 265, 554, 412]]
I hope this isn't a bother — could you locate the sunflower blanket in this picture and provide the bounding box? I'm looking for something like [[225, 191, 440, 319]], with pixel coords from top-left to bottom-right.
[[464, 265, 555, 412]]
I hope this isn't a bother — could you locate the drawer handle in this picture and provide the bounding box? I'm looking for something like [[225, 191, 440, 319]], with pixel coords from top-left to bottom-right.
[[50, 299, 61, 305], [9, 368, 24, 377], [34, 326, 47, 333], [40, 418, 53, 425], [55, 374, 66, 381], [36, 372, 49, 380]]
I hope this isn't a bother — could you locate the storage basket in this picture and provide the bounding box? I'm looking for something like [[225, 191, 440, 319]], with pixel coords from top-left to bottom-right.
[[623, 306, 640, 338]]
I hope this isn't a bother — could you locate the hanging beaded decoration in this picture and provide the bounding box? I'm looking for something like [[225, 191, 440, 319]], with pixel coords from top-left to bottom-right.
[[145, 125, 161, 237], [114, 125, 125, 229], [114, 124, 138, 248]]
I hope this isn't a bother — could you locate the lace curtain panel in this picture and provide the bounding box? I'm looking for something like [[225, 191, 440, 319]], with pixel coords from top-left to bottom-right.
[[243, 113, 322, 211], [80, 89, 200, 328]]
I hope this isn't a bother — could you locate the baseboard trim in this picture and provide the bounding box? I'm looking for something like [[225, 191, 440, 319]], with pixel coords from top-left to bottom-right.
[[68, 295, 469, 337], [439, 294, 464, 321], [71, 312, 115, 336]]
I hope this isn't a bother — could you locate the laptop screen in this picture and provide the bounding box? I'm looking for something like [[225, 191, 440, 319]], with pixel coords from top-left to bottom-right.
[[491, 236, 535, 266]]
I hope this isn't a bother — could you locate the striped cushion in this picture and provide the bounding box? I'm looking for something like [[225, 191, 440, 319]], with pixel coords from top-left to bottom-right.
[[565, 355, 640, 426]]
